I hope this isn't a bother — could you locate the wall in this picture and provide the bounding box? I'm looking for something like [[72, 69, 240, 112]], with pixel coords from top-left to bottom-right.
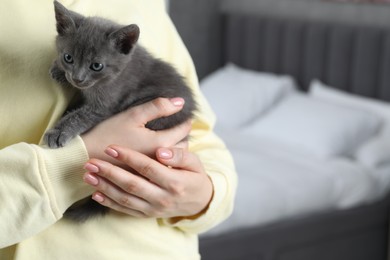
[[165, 0, 169, 10], [169, 0, 222, 79], [170, 0, 390, 79], [222, 0, 390, 27]]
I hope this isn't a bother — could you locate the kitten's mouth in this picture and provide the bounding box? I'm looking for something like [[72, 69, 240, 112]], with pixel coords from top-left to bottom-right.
[[66, 75, 94, 90], [71, 83, 94, 90]]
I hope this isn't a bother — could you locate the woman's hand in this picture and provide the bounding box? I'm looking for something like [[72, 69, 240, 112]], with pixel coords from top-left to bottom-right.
[[83, 145, 214, 219], [81, 97, 191, 165]]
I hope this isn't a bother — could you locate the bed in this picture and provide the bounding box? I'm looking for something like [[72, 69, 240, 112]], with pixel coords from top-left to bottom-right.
[[170, 1, 390, 259]]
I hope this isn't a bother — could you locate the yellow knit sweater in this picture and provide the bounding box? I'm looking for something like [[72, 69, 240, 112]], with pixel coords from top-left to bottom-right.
[[0, 0, 237, 259]]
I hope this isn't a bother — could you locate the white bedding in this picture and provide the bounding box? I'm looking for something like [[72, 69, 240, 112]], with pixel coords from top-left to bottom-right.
[[201, 64, 390, 237], [204, 130, 390, 236]]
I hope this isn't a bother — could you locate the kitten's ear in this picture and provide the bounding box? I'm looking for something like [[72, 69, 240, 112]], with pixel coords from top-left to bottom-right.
[[109, 24, 140, 55], [53, 1, 83, 35]]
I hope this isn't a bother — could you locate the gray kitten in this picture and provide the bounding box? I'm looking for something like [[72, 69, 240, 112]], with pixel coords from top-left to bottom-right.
[[46, 2, 196, 222]]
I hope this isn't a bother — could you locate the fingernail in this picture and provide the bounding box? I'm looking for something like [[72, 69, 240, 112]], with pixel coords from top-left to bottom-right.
[[105, 147, 119, 158], [83, 173, 99, 186], [84, 163, 99, 173], [170, 97, 185, 107], [158, 148, 173, 159], [92, 193, 104, 203]]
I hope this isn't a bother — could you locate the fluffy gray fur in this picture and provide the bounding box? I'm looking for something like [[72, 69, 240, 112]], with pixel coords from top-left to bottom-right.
[[46, 1, 196, 222]]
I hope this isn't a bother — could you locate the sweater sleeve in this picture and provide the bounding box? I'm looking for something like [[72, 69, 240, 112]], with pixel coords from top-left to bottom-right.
[[161, 130, 238, 234], [0, 137, 92, 248]]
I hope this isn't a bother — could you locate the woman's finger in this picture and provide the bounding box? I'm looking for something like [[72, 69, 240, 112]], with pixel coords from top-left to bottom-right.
[[156, 147, 203, 172], [84, 159, 162, 203], [91, 192, 147, 218], [127, 97, 185, 125], [104, 146, 174, 188]]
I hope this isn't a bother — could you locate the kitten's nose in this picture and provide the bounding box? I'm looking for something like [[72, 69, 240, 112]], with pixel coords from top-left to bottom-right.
[[72, 77, 85, 84]]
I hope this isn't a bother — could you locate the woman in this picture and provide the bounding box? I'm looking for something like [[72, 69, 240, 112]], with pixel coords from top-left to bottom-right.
[[0, 0, 237, 259]]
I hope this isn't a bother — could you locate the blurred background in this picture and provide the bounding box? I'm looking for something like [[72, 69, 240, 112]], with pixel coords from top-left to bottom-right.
[[166, 0, 390, 260]]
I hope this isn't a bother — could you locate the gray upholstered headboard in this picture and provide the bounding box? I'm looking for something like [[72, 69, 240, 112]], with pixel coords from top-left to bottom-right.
[[222, 13, 390, 101], [170, 0, 390, 101]]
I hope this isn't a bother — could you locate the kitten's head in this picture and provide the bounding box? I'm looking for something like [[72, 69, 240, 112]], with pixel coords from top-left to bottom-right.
[[53, 1, 139, 90]]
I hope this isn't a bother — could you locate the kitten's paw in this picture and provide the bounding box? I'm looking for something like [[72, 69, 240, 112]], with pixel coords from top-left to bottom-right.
[[44, 128, 73, 148], [49, 63, 69, 86]]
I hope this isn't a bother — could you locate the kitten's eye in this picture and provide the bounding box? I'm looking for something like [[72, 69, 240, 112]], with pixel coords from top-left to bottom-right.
[[90, 63, 104, 72], [63, 53, 74, 64]]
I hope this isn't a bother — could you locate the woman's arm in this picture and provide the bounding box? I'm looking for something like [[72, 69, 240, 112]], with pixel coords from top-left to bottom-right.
[[0, 138, 90, 248], [0, 98, 190, 248]]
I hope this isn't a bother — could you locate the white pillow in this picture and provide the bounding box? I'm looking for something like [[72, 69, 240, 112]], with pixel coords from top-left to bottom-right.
[[201, 63, 296, 129], [309, 79, 390, 165], [310, 79, 390, 132], [355, 133, 390, 168], [244, 93, 382, 159]]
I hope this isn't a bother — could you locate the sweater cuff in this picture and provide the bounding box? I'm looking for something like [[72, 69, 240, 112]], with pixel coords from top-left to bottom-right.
[[161, 163, 236, 234], [35, 136, 93, 217]]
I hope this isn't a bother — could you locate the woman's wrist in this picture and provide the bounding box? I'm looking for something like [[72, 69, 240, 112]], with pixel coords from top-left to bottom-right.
[[170, 175, 214, 223]]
